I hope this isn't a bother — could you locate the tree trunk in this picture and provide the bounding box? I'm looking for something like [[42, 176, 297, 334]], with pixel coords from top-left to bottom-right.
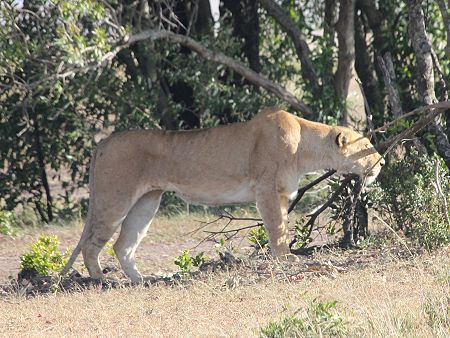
[[334, 0, 356, 125], [324, 0, 338, 37], [407, 0, 450, 169], [32, 109, 53, 223], [437, 0, 450, 55], [378, 53, 403, 118], [223, 0, 261, 73], [354, 10, 383, 116]]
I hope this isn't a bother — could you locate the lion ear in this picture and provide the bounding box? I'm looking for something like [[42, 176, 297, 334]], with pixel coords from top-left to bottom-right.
[[336, 132, 349, 149]]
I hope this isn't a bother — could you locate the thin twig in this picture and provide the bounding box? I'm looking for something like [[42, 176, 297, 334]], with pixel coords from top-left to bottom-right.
[[204, 222, 264, 235], [372, 101, 450, 133], [376, 102, 450, 153], [290, 175, 356, 253], [288, 170, 336, 213]]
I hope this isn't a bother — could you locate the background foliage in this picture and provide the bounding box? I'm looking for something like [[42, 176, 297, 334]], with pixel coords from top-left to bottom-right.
[[0, 0, 448, 247]]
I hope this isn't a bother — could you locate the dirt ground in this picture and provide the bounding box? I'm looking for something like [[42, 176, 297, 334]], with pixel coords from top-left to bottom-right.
[[0, 214, 259, 282], [0, 214, 449, 337]]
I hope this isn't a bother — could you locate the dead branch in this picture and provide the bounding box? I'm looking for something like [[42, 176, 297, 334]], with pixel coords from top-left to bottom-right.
[[193, 170, 337, 244], [204, 223, 263, 236], [290, 175, 356, 253], [375, 101, 450, 153], [372, 101, 450, 133], [288, 170, 336, 213], [340, 177, 364, 247]]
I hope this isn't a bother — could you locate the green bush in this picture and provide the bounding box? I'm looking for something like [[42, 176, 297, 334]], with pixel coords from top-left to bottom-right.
[[371, 150, 450, 250], [174, 250, 207, 273], [20, 235, 69, 276], [260, 299, 347, 337], [248, 226, 269, 249], [291, 219, 313, 249]]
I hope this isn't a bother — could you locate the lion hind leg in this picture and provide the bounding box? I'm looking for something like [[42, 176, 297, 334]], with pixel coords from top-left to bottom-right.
[[114, 190, 163, 283], [82, 216, 124, 279], [256, 189, 290, 256]]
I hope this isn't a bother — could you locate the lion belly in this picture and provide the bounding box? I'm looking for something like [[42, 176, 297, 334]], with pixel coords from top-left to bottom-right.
[[167, 183, 255, 206]]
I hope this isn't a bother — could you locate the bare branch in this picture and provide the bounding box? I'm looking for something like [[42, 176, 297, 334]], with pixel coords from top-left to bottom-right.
[[372, 101, 450, 133], [376, 102, 450, 153], [288, 170, 336, 213], [204, 223, 263, 236], [194, 170, 338, 244], [290, 175, 355, 253]]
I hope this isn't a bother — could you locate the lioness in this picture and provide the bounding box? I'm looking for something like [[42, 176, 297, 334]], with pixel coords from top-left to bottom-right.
[[62, 107, 384, 282]]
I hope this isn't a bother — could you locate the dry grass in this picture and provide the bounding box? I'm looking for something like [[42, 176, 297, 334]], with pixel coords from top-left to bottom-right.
[[1, 215, 449, 337], [0, 252, 448, 337]]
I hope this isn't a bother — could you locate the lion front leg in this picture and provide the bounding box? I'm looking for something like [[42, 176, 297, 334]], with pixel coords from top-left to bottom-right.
[[255, 189, 290, 256]]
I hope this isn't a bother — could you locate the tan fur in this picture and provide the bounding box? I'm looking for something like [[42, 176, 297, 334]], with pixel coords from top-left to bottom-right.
[[62, 107, 384, 282]]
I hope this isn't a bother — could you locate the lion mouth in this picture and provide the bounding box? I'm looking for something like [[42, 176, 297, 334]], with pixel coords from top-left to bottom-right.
[[364, 169, 381, 185]]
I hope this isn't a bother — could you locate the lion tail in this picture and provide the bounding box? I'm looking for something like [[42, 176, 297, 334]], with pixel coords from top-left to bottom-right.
[[60, 145, 99, 276]]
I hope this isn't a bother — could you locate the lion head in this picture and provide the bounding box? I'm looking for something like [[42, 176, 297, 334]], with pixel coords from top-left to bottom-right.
[[332, 127, 384, 185]]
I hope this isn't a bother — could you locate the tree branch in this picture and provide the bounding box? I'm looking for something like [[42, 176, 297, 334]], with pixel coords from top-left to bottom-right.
[[258, 0, 320, 97], [28, 28, 312, 118], [194, 170, 338, 245], [126, 29, 313, 117], [290, 175, 356, 253], [376, 102, 450, 153], [372, 101, 450, 134], [288, 170, 336, 213]]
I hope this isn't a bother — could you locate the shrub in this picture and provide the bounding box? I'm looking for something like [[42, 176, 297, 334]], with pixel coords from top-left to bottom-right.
[[174, 250, 207, 273], [248, 226, 269, 249], [20, 235, 69, 276], [291, 219, 313, 249], [371, 150, 450, 250], [260, 299, 347, 337]]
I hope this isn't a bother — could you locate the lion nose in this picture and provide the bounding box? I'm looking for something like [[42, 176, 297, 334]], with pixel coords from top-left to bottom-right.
[[379, 158, 385, 167]]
